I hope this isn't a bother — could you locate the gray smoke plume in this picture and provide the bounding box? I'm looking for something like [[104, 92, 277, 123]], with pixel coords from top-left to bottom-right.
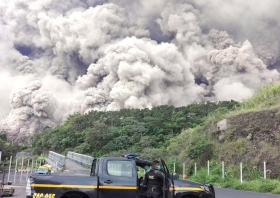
[[208, 39, 279, 101], [0, 0, 280, 141], [75, 36, 204, 112], [0, 80, 57, 141]]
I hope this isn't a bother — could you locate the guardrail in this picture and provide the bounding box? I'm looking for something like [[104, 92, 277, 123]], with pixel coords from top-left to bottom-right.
[[46, 151, 66, 171], [67, 151, 94, 168]]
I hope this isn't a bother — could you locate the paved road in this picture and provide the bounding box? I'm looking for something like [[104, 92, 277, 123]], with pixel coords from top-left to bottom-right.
[[59, 159, 90, 176], [0, 169, 31, 186], [0, 171, 27, 198], [3, 159, 280, 198], [215, 187, 280, 198]]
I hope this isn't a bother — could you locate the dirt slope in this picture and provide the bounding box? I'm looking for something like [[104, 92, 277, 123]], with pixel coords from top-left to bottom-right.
[[213, 108, 280, 178]]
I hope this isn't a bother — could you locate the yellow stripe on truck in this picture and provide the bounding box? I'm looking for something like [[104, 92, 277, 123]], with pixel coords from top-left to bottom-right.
[[99, 186, 137, 190], [171, 187, 203, 191], [31, 184, 97, 188], [31, 184, 136, 190]]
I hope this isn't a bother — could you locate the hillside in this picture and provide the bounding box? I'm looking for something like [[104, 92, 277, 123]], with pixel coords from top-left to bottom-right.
[[167, 83, 280, 179], [214, 108, 280, 178], [29, 101, 239, 158], [164, 108, 280, 179]]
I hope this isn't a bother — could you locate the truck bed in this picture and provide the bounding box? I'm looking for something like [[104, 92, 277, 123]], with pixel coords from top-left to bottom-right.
[[27, 174, 98, 198], [30, 174, 97, 186]]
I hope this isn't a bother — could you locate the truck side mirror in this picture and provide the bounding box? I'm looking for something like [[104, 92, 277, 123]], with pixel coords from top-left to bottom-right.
[[171, 173, 179, 180]]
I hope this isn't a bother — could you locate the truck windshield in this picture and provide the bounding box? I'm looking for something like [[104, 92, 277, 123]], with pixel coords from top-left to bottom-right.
[[107, 160, 133, 177]]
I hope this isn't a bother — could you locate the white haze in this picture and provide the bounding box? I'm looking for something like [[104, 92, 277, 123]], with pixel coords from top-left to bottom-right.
[[0, 0, 279, 141]]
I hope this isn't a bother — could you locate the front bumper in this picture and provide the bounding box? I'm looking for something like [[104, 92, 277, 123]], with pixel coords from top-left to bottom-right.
[[201, 184, 215, 198]]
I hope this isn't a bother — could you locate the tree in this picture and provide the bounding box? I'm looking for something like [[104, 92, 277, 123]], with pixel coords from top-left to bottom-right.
[[85, 122, 112, 153]]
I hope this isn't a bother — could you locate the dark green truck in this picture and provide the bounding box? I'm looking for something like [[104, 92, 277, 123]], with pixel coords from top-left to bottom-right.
[[26, 156, 215, 198]]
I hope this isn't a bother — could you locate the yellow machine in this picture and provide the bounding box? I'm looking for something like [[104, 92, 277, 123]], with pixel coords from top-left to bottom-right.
[[39, 164, 52, 171]]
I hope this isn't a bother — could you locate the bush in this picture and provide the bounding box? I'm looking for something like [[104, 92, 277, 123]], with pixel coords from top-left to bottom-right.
[[242, 82, 280, 110], [272, 185, 280, 194]]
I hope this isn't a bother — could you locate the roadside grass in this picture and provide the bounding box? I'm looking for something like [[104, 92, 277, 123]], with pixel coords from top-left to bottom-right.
[[188, 167, 280, 195]]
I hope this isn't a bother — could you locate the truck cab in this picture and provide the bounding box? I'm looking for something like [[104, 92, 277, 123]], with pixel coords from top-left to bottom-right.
[[92, 156, 215, 198], [26, 155, 215, 198]]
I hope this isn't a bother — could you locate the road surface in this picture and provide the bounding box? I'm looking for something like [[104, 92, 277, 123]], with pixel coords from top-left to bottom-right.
[[215, 187, 280, 198]]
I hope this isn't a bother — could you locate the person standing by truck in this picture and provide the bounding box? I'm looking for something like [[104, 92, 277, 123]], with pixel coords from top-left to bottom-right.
[[141, 160, 164, 198]]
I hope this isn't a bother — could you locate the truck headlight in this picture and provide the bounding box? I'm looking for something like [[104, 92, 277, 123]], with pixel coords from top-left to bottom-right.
[[201, 184, 215, 195], [26, 178, 31, 196], [201, 185, 210, 192]]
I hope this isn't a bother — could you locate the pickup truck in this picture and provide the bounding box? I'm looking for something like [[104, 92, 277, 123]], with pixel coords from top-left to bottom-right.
[[26, 156, 215, 198]]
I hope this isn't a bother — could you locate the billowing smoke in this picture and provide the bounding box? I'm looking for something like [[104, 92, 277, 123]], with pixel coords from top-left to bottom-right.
[[0, 0, 280, 141], [0, 80, 57, 141], [208, 30, 279, 101], [75, 36, 204, 112]]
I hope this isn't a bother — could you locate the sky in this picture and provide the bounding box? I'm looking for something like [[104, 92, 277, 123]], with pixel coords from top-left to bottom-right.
[[0, 0, 279, 141]]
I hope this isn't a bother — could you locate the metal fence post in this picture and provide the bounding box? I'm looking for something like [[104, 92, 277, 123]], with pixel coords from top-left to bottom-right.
[[26, 159, 30, 181], [207, 160, 210, 176], [222, 161, 224, 179], [13, 158, 18, 184], [264, 161, 266, 180], [7, 156, 12, 182], [31, 159, 34, 174], [183, 163, 185, 179], [20, 158, 24, 182], [195, 163, 197, 175], [240, 162, 243, 184]]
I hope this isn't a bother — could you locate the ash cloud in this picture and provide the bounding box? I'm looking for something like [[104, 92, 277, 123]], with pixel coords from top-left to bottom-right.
[[75, 36, 204, 112], [0, 80, 57, 141], [0, 0, 280, 141]]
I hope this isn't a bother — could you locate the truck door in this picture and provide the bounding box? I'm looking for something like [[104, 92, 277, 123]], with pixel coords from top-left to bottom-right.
[[90, 158, 98, 176], [99, 159, 137, 198], [160, 159, 174, 198]]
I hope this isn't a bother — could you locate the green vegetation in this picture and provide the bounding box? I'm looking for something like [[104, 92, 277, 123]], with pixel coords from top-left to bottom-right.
[[189, 162, 280, 195], [30, 101, 239, 158], [0, 131, 47, 171], [242, 82, 280, 110], [0, 131, 29, 161]]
